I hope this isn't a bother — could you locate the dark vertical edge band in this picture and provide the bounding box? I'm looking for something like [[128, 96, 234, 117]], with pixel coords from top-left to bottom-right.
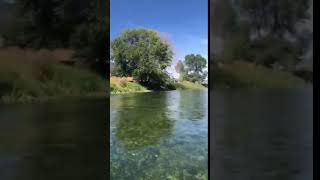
[[207, 0, 211, 179], [313, 0, 317, 178], [105, 0, 111, 179]]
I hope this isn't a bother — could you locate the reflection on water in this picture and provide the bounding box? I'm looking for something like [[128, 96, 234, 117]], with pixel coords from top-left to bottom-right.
[[211, 88, 313, 180], [110, 90, 208, 179], [112, 92, 174, 150], [0, 98, 108, 180]]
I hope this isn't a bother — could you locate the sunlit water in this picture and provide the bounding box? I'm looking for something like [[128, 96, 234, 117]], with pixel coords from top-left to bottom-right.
[[110, 90, 208, 179], [211, 87, 313, 180]]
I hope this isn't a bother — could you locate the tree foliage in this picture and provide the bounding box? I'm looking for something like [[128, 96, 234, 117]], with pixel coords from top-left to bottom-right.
[[183, 54, 207, 83], [1, 0, 109, 76], [238, 0, 310, 38], [111, 28, 174, 90], [211, 0, 237, 39], [212, 0, 311, 70], [3, 0, 88, 48], [70, 0, 109, 76]]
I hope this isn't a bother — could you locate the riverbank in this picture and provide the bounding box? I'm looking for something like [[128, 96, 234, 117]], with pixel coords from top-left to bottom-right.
[[0, 48, 106, 104], [110, 77, 150, 94], [175, 80, 206, 89], [110, 76, 206, 94], [212, 61, 306, 88]]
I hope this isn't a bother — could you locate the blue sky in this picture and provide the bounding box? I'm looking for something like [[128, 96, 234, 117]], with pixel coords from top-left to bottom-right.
[[111, 0, 208, 77]]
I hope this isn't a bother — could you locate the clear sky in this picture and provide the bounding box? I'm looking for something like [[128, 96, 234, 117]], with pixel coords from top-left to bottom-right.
[[110, 0, 208, 77]]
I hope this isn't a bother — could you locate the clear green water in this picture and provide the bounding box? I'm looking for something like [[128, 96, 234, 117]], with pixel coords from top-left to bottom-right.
[[110, 90, 208, 180]]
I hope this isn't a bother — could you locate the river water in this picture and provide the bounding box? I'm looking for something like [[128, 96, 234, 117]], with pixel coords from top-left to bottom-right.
[[110, 90, 208, 179], [0, 87, 312, 180], [0, 98, 108, 180], [210, 87, 313, 180]]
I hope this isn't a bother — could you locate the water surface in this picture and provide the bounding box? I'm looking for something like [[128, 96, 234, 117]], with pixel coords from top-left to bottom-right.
[[0, 98, 108, 180], [110, 90, 208, 179], [211, 88, 313, 180]]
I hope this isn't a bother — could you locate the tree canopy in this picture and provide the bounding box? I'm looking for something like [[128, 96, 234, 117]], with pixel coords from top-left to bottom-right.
[[1, 0, 109, 76], [211, 0, 311, 70], [111, 28, 175, 90], [182, 54, 207, 83], [238, 0, 309, 38]]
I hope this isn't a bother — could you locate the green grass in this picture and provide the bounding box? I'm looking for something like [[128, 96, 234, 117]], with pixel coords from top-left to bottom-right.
[[175, 81, 206, 90], [110, 77, 206, 94], [0, 63, 106, 103], [213, 61, 305, 88]]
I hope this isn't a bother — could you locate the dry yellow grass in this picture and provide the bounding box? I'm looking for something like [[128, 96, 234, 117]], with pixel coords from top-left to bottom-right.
[[110, 76, 149, 94], [110, 76, 134, 85], [0, 47, 75, 74]]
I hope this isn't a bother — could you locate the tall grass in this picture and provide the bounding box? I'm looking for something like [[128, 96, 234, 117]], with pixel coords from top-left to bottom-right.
[[110, 77, 149, 94], [0, 47, 106, 103], [213, 61, 305, 88]]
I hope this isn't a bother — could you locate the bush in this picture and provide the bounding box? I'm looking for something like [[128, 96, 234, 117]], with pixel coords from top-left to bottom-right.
[[175, 81, 205, 89], [133, 61, 175, 90]]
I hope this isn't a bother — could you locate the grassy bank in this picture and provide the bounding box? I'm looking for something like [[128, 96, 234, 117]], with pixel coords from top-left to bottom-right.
[[110, 76, 205, 94], [175, 81, 206, 90], [110, 77, 149, 94], [213, 61, 306, 88], [0, 48, 106, 103]]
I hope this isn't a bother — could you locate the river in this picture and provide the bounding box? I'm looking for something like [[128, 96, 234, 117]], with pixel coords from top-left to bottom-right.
[[211, 87, 313, 180], [0, 98, 108, 180], [0, 87, 312, 180], [110, 90, 208, 179]]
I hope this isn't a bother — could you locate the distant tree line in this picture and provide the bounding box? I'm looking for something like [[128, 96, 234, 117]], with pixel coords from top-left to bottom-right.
[[1, 0, 109, 76]]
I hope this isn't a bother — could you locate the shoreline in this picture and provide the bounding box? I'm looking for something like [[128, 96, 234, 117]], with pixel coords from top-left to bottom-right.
[[110, 76, 206, 94], [0, 93, 108, 105], [212, 61, 308, 88], [110, 88, 208, 96]]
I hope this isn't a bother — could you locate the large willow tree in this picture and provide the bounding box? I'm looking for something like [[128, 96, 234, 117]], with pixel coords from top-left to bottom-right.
[[111, 28, 175, 90]]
